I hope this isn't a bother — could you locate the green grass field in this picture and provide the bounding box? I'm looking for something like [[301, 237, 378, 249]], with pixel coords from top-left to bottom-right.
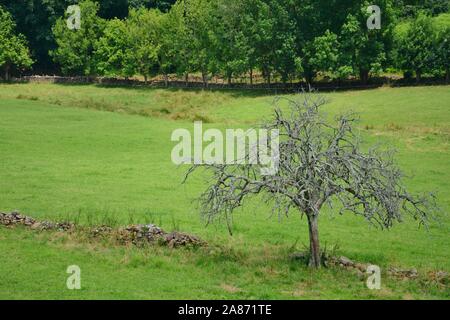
[[0, 83, 449, 299]]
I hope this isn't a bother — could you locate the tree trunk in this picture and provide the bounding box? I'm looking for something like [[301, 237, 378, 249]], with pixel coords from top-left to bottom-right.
[[185, 73, 189, 86], [249, 69, 253, 85], [144, 75, 148, 85], [416, 70, 421, 83], [360, 69, 369, 85], [305, 71, 314, 86], [164, 73, 168, 87], [445, 68, 449, 84], [282, 74, 287, 88], [4, 63, 11, 81], [307, 214, 321, 268], [202, 71, 208, 88]]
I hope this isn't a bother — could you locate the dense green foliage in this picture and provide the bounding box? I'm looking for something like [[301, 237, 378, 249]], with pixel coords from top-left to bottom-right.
[[395, 13, 437, 81], [0, 0, 175, 72], [43, 0, 450, 84], [51, 1, 105, 76], [435, 26, 450, 81], [1, 0, 449, 82], [0, 6, 33, 80], [394, 0, 449, 17]]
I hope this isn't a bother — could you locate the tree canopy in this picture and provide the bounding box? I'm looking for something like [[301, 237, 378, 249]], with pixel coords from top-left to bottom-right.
[[0, 5, 33, 80], [50, 0, 105, 76], [1, 0, 449, 83]]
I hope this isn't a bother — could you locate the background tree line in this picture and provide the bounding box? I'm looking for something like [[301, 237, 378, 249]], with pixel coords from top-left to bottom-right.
[[0, 0, 176, 74], [0, 0, 449, 84]]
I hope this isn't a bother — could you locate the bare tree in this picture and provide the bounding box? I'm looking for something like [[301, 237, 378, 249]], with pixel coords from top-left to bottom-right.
[[185, 93, 438, 268]]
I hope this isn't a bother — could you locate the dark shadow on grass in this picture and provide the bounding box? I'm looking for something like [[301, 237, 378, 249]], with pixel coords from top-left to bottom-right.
[[4, 77, 450, 100]]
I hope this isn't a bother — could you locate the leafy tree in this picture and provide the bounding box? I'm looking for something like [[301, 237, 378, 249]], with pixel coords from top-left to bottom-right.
[[126, 8, 162, 83], [95, 18, 133, 77], [339, 7, 389, 84], [395, 12, 436, 82], [264, 0, 298, 85], [182, 0, 215, 87], [239, 0, 273, 84], [0, 6, 33, 80], [241, 0, 285, 85], [288, 0, 362, 78], [435, 26, 450, 82], [2, 0, 140, 73], [163, 0, 213, 86], [185, 94, 437, 268], [210, 0, 251, 84], [210, 0, 294, 85], [302, 30, 340, 84], [1, 0, 72, 73], [288, 0, 356, 45], [163, 1, 193, 83], [156, 9, 180, 85], [51, 0, 105, 76], [161, 2, 192, 83]]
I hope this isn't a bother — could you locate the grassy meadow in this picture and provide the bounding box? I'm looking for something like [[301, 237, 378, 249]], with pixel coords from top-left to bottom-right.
[[0, 83, 449, 299]]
